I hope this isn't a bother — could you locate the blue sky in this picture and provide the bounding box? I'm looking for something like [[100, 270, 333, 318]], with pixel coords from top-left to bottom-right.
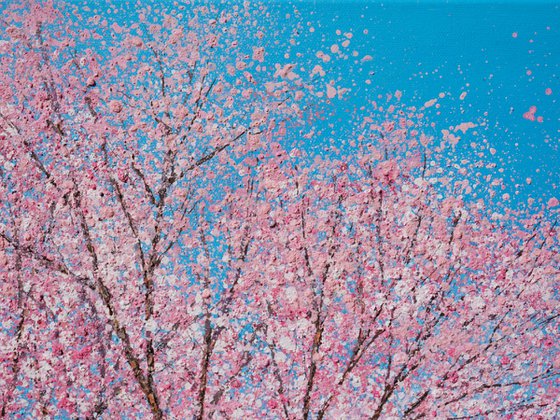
[[264, 0, 559, 208], [6, 0, 557, 207], [44, 0, 559, 208]]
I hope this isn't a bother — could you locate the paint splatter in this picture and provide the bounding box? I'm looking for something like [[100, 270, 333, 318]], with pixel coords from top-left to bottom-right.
[[523, 106, 537, 121], [424, 98, 438, 108]]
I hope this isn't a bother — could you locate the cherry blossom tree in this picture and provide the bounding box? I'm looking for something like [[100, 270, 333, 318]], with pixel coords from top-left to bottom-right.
[[0, 1, 558, 419]]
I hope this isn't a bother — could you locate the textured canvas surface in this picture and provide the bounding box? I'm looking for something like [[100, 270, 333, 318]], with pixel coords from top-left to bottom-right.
[[0, 1, 558, 418]]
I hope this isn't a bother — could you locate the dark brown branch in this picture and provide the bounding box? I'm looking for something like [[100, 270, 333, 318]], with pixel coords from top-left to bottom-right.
[[403, 390, 429, 418], [1, 234, 29, 417], [178, 130, 246, 180], [72, 187, 163, 419], [0, 231, 93, 290], [302, 315, 324, 420], [317, 307, 385, 419], [131, 156, 157, 206], [196, 317, 214, 420], [264, 304, 291, 420]]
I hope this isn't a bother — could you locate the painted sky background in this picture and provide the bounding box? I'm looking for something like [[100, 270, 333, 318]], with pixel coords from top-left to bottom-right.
[[12, 0, 558, 207], [261, 0, 559, 208], [0, 2, 558, 416]]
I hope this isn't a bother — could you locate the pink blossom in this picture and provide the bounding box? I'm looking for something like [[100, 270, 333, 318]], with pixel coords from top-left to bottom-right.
[[109, 100, 123, 113]]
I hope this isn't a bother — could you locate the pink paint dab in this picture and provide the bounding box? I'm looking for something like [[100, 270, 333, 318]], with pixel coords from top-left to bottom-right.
[[523, 106, 537, 121], [545, 88, 552, 95]]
